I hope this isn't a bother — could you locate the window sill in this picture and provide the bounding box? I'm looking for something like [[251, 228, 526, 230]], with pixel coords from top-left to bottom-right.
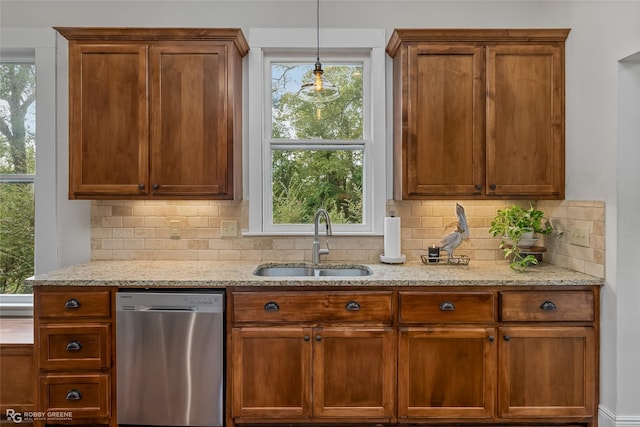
[[0, 295, 34, 318], [242, 230, 383, 237]]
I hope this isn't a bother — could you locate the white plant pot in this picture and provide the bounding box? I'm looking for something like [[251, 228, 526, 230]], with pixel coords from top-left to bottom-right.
[[503, 229, 537, 248]]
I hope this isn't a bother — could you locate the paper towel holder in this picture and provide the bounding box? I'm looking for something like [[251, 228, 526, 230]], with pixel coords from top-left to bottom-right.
[[380, 213, 406, 264], [380, 254, 406, 264]]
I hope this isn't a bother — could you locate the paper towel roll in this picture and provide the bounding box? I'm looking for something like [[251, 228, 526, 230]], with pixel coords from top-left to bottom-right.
[[383, 216, 401, 258]]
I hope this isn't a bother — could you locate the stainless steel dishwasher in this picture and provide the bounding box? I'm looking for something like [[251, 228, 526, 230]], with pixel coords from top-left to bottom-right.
[[116, 290, 224, 427]]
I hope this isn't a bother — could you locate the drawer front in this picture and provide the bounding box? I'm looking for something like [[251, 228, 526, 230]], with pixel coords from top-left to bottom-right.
[[500, 291, 595, 322], [399, 292, 495, 323], [39, 324, 111, 370], [38, 290, 112, 319], [233, 291, 393, 323], [39, 373, 110, 419]]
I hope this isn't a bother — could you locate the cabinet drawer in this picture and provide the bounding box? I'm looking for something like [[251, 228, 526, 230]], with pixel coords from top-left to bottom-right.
[[39, 373, 110, 419], [39, 324, 111, 370], [233, 291, 393, 323], [399, 292, 495, 323], [38, 290, 112, 319], [500, 291, 595, 322]]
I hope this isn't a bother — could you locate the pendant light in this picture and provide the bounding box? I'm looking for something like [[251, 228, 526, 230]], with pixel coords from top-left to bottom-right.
[[298, 0, 339, 103]]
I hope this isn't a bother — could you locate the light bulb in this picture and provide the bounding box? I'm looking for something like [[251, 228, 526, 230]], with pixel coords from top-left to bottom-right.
[[314, 71, 323, 92]]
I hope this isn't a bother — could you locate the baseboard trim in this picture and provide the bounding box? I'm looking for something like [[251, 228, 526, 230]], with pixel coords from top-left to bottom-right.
[[600, 404, 640, 427]]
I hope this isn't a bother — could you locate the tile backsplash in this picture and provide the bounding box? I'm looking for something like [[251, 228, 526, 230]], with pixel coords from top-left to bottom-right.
[[91, 199, 605, 278]]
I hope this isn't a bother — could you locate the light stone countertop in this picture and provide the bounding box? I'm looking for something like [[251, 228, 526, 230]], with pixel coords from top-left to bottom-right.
[[28, 260, 603, 288]]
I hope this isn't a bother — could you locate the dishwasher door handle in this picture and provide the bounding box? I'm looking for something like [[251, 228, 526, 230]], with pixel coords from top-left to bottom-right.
[[139, 306, 197, 312]]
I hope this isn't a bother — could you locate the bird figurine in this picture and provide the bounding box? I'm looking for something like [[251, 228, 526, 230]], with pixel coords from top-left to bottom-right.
[[438, 203, 469, 259]]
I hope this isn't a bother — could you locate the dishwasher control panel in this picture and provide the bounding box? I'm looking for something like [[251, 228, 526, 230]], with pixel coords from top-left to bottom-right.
[[116, 291, 225, 313]]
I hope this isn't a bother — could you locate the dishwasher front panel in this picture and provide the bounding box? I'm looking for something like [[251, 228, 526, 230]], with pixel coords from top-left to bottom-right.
[[116, 292, 224, 427]]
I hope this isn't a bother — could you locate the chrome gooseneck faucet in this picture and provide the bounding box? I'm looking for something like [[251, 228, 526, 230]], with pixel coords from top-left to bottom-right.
[[312, 208, 333, 265]]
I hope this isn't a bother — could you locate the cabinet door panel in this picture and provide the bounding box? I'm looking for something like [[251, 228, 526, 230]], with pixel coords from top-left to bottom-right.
[[398, 327, 496, 419], [404, 44, 485, 198], [69, 43, 149, 197], [232, 327, 312, 418], [39, 373, 111, 419], [39, 324, 110, 370], [499, 326, 595, 417], [486, 44, 564, 198], [313, 327, 395, 419], [150, 44, 230, 197]]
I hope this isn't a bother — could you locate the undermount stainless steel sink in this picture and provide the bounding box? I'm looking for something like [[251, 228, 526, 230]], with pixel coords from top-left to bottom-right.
[[253, 264, 373, 277]]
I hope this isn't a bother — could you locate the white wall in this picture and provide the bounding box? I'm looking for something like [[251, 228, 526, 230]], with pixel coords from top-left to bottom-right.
[[617, 51, 640, 422], [1, 1, 639, 424]]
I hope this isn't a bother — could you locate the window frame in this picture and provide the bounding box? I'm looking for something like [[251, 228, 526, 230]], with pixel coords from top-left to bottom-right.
[[1, 28, 57, 316], [265, 54, 370, 233], [246, 28, 387, 236]]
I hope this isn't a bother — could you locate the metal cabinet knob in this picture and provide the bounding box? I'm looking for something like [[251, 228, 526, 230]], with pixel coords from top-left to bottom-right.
[[66, 340, 82, 351], [264, 301, 280, 311], [64, 298, 80, 309], [65, 389, 82, 401], [439, 301, 455, 311], [345, 301, 360, 311], [540, 301, 557, 311]]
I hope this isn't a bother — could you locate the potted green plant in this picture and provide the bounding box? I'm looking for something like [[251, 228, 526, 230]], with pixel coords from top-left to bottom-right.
[[489, 204, 553, 271]]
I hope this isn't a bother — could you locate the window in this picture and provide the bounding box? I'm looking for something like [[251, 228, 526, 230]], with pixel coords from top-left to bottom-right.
[[1, 29, 57, 317], [247, 29, 387, 235], [0, 60, 36, 296]]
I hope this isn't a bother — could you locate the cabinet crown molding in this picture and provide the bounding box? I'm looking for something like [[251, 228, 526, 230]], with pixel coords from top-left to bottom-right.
[[386, 28, 570, 57], [54, 27, 249, 56]]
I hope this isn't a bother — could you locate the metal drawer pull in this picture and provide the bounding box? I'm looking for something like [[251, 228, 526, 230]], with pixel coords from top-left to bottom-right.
[[345, 301, 361, 311], [488, 336, 495, 342], [503, 335, 511, 341], [439, 301, 455, 311], [65, 389, 83, 401], [66, 340, 82, 351], [264, 301, 280, 311], [64, 298, 81, 309], [315, 335, 322, 342], [540, 300, 557, 311]]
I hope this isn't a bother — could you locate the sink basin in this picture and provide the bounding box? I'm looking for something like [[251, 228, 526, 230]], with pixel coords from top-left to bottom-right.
[[253, 264, 373, 277]]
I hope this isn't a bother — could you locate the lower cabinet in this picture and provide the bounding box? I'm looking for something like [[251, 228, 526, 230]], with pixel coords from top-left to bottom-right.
[[230, 291, 396, 423], [33, 287, 115, 427], [229, 287, 600, 427], [498, 326, 596, 418], [398, 327, 497, 419]]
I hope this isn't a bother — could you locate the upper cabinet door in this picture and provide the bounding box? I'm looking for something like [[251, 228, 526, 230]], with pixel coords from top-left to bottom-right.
[[404, 44, 485, 198], [387, 29, 568, 200], [68, 43, 149, 197], [149, 44, 231, 197], [58, 27, 248, 200], [486, 44, 565, 198]]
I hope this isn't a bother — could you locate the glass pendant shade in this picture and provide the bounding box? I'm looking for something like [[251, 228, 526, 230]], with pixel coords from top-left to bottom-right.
[[298, 0, 339, 103]]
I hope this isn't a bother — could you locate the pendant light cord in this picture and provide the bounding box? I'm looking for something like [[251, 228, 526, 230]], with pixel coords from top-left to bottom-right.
[[316, 0, 320, 61]]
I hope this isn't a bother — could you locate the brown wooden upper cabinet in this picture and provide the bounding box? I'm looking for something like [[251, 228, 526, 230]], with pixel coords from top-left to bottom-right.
[[56, 28, 248, 200], [386, 29, 569, 200]]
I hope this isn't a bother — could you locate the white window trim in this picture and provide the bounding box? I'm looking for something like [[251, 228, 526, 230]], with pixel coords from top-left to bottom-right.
[[246, 28, 386, 236], [1, 28, 57, 316]]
